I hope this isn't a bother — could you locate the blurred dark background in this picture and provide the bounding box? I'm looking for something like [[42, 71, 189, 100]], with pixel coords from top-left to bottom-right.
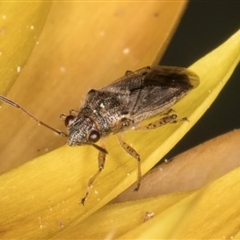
[[160, 1, 240, 160]]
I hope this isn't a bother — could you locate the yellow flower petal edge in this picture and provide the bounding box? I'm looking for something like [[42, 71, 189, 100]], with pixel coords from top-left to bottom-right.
[[116, 167, 240, 239], [56, 191, 193, 239], [53, 30, 240, 239], [0, 2, 51, 94], [0, 2, 187, 239], [57, 132, 240, 239], [0, 1, 186, 173], [113, 129, 240, 203]]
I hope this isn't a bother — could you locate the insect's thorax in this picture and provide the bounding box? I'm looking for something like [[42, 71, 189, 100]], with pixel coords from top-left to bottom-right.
[[82, 89, 131, 134], [67, 89, 129, 146]]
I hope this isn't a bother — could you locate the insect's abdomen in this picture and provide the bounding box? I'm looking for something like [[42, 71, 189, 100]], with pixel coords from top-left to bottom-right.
[[121, 66, 199, 123]]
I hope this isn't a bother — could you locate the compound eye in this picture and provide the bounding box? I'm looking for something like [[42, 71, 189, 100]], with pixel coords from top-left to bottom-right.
[[88, 130, 100, 143], [64, 115, 76, 127]]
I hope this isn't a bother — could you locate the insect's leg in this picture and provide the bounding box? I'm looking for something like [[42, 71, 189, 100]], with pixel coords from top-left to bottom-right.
[[60, 114, 67, 121], [125, 70, 134, 76], [60, 110, 78, 121], [81, 144, 107, 205], [162, 108, 175, 116], [69, 109, 79, 116], [140, 113, 188, 130], [117, 134, 141, 191]]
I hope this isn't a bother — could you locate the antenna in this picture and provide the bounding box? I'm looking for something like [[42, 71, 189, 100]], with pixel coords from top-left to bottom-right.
[[0, 95, 68, 138]]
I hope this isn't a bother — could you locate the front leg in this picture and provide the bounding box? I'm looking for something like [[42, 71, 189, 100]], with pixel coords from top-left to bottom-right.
[[80, 144, 107, 205]]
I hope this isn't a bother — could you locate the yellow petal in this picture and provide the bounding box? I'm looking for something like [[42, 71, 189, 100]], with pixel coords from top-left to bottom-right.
[[0, 1, 186, 172], [116, 166, 240, 239], [113, 129, 240, 202], [0, 2, 186, 239], [0, 2, 51, 93], [53, 30, 240, 238], [65, 191, 192, 239]]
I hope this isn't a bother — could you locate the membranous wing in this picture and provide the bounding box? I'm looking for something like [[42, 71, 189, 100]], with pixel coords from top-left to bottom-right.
[[101, 66, 200, 123]]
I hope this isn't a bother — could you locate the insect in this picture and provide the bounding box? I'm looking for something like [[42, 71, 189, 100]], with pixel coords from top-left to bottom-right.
[[0, 65, 199, 204]]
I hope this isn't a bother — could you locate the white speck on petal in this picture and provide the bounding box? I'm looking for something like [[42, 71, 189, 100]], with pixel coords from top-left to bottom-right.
[[99, 31, 105, 36], [60, 66, 66, 73], [123, 48, 130, 54]]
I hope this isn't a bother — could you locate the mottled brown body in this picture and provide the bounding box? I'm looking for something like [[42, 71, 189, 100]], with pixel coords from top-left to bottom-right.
[[0, 65, 199, 204], [66, 66, 199, 147]]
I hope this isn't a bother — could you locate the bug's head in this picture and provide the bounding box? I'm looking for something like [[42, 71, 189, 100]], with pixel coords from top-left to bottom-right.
[[63, 115, 101, 147]]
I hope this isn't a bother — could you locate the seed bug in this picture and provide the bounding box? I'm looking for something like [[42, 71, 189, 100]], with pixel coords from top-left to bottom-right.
[[0, 66, 199, 204]]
